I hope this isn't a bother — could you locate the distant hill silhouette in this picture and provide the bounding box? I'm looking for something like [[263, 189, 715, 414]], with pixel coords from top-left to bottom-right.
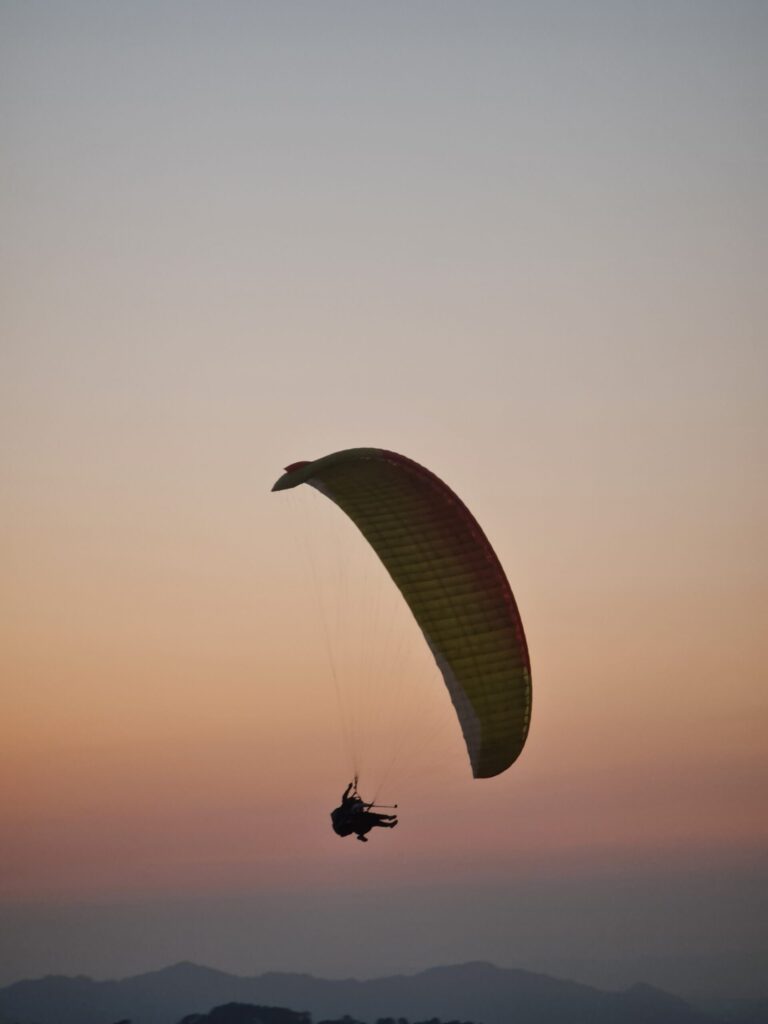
[[179, 1003, 310, 1024], [179, 1007, 475, 1024], [0, 960, 740, 1024]]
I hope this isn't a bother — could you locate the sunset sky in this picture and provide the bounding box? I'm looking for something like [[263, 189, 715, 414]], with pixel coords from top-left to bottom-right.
[[1, 0, 766, 1000]]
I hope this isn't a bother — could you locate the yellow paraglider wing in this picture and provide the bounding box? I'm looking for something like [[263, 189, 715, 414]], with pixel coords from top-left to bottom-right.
[[273, 448, 531, 778]]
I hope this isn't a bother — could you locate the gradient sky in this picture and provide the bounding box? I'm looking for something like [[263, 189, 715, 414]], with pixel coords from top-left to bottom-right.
[[1, 0, 766, 1000]]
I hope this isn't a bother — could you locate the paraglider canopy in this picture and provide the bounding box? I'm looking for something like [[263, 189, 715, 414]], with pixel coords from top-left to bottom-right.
[[273, 447, 532, 778]]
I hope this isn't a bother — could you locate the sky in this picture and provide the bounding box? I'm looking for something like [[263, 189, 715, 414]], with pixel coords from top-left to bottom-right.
[[1, 0, 767, 1001]]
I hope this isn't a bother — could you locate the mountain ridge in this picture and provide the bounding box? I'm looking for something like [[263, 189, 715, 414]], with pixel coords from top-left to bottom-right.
[[0, 960, 740, 1024]]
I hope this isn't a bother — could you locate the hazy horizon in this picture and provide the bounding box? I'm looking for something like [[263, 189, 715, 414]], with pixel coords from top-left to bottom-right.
[[2, 0, 766, 1002], [2, 859, 766, 998]]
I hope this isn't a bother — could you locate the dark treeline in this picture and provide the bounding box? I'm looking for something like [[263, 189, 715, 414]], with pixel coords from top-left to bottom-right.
[[179, 1005, 310, 1024], [176, 1006, 476, 1024], [319, 1017, 475, 1024]]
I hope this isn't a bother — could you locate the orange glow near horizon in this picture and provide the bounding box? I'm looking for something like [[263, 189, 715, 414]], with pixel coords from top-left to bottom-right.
[[2, 452, 766, 903]]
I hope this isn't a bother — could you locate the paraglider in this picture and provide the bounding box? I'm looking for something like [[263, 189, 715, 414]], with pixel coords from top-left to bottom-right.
[[272, 447, 532, 840], [330, 777, 398, 842]]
